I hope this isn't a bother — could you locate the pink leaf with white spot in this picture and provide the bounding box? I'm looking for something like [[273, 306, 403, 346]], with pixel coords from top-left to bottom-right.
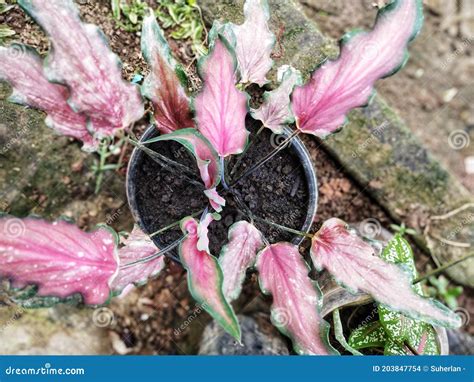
[[310, 218, 461, 328], [0, 217, 119, 305], [141, 13, 193, 134], [256, 242, 337, 355], [194, 38, 249, 157], [18, 0, 144, 137], [204, 188, 226, 213], [180, 217, 241, 341], [0, 45, 96, 150], [251, 65, 302, 133], [111, 225, 165, 291], [219, 221, 263, 301], [217, 0, 275, 86], [292, 0, 423, 137]]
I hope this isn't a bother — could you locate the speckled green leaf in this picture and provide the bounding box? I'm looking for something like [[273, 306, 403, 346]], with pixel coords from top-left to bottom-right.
[[378, 234, 440, 354], [348, 321, 387, 350], [384, 339, 409, 355]]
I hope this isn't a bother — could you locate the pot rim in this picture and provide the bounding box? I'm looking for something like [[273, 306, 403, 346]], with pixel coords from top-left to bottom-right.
[[126, 124, 318, 249]]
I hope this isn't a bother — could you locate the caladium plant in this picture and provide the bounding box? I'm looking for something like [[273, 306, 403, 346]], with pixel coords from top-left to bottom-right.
[[0, 0, 463, 356]]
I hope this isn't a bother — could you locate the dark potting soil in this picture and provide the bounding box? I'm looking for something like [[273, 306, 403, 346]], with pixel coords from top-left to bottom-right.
[[132, 120, 310, 255]]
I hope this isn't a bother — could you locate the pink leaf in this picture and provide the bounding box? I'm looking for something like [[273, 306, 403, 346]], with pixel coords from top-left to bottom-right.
[[111, 225, 165, 291], [0, 217, 119, 305], [197, 212, 220, 254], [251, 65, 302, 133], [256, 242, 337, 355], [310, 218, 461, 328], [217, 0, 275, 86], [142, 128, 221, 191], [194, 38, 249, 157], [141, 14, 193, 134], [291, 0, 423, 137], [180, 217, 241, 341], [219, 221, 263, 302], [18, 0, 144, 136], [0, 45, 97, 150], [204, 188, 226, 213]]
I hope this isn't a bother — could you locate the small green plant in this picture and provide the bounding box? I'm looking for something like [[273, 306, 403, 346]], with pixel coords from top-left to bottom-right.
[[424, 274, 463, 310], [155, 0, 207, 57], [0, 0, 16, 44], [111, 0, 148, 32], [91, 136, 127, 194]]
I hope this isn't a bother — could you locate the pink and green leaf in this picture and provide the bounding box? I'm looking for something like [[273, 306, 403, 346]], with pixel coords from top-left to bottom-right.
[[0, 45, 96, 150], [214, 0, 275, 86], [141, 13, 193, 134], [111, 225, 165, 292], [197, 212, 221, 254], [291, 0, 423, 137], [194, 37, 249, 157], [251, 65, 302, 133], [310, 218, 461, 328], [256, 242, 338, 355], [179, 217, 241, 341], [203, 188, 226, 213], [0, 216, 119, 305], [18, 0, 144, 136], [219, 221, 263, 302]]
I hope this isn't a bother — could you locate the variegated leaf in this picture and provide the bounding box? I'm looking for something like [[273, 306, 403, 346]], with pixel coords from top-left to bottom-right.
[[18, 0, 144, 136], [179, 217, 240, 341], [0, 217, 119, 305], [378, 234, 440, 354], [141, 13, 193, 134], [256, 242, 337, 355], [203, 188, 226, 213], [0, 45, 96, 150], [251, 65, 302, 133], [310, 218, 461, 328], [348, 321, 387, 350], [216, 0, 275, 86], [194, 37, 249, 157], [219, 221, 263, 302], [292, 0, 423, 137], [111, 225, 165, 291]]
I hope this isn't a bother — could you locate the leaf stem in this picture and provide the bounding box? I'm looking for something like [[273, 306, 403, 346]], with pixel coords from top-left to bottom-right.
[[120, 236, 186, 268], [220, 156, 230, 190], [129, 138, 204, 189], [252, 215, 313, 239], [229, 129, 300, 187], [413, 252, 474, 284], [149, 209, 203, 238]]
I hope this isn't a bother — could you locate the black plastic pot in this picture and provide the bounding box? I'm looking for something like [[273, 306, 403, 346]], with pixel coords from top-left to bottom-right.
[[126, 124, 318, 255]]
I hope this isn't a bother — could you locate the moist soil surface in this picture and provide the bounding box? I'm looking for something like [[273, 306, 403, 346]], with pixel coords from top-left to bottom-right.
[[133, 122, 310, 255], [2, 1, 472, 355]]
